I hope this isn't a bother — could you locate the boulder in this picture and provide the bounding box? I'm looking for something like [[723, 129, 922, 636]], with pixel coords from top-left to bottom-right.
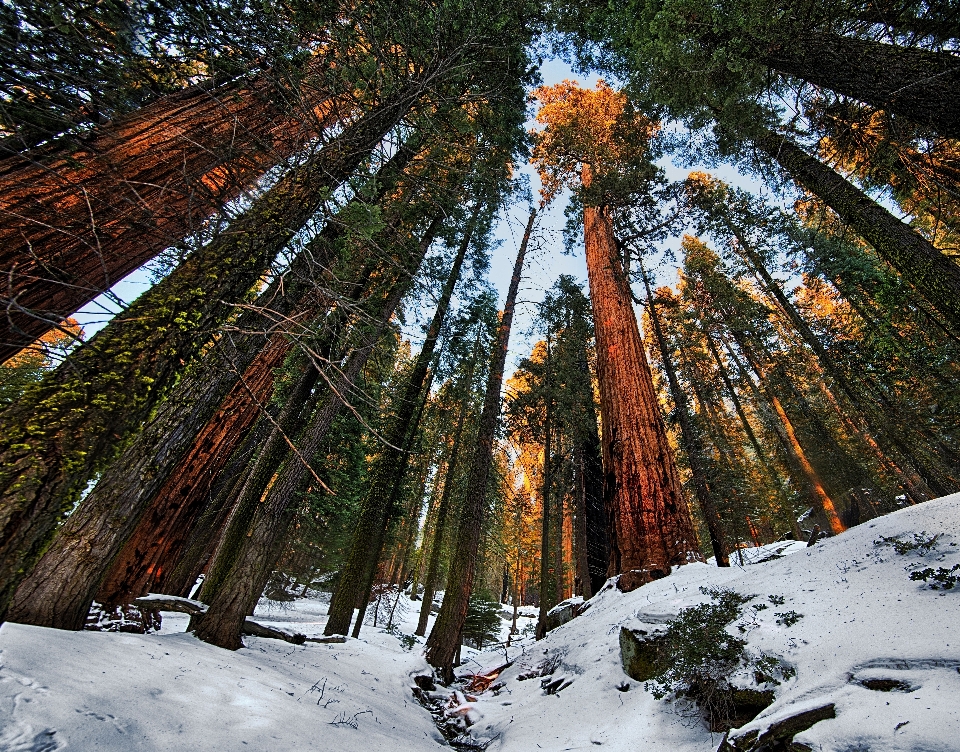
[[619, 627, 670, 682]]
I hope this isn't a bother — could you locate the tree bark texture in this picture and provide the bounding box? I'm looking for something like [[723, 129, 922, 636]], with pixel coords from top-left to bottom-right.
[[324, 210, 478, 637], [193, 259, 419, 649], [0, 69, 342, 361], [641, 268, 729, 566], [425, 208, 534, 682], [0, 84, 420, 623], [6, 332, 288, 629], [755, 128, 960, 336], [581, 180, 700, 590], [757, 31, 960, 139]]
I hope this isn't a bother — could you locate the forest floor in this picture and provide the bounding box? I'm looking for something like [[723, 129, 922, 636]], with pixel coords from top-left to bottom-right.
[[2, 494, 959, 751]]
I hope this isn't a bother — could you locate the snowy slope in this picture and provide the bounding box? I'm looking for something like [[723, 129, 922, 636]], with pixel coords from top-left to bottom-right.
[[1, 494, 958, 751], [454, 493, 960, 752], [0, 599, 446, 751]]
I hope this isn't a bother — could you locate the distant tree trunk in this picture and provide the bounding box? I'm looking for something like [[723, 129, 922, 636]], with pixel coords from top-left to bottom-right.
[[323, 207, 479, 637], [535, 334, 553, 640], [0, 83, 421, 623], [727, 221, 938, 501], [572, 340, 607, 597], [581, 169, 700, 590], [755, 31, 960, 139], [640, 265, 729, 566], [425, 208, 534, 682], [753, 128, 960, 336], [0, 69, 342, 362]]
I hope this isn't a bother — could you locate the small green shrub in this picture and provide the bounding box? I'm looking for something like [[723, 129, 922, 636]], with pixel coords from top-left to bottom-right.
[[910, 563, 960, 590], [875, 532, 941, 555], [775, 610, 803, 627], [463, 592, 502, 650], [644, 587, 792, 730], [767, 594, 786, 606]]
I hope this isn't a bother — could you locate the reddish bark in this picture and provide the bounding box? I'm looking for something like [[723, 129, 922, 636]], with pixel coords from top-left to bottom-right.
[[0, 70, 341, 362], [582, 168, 701, 590], [95, 335, 293, 605]]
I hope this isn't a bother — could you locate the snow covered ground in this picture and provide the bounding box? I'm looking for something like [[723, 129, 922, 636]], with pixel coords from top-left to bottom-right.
[[2, 493, 958, 751]]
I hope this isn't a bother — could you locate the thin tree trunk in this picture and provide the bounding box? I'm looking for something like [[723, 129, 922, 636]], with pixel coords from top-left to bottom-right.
[[756, 31, 960, 139], [535, 334, 553, 640], [754, 128, 960, 335], [0, 84, 421, 623], [415, 374, 474, 637], [581, 168, 700, 591], [640, 265, 729, 566], [324, 208, 478, 636], [0, 69, 342, 362], [425, 208, 535, 683]]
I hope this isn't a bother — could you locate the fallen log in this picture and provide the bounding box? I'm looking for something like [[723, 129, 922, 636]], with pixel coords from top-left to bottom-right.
[[132, 594, 306, 644]]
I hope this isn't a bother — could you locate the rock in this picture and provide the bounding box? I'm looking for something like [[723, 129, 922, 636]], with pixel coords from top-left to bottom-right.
[[720, 703, 836, 751], [544, 598, 590, 632], [617, 568, 670, 593], [619, 626, 669, 682], [414, 674, 437, 692]]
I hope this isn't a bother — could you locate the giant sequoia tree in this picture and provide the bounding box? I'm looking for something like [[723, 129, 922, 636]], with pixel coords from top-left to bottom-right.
[[531, 81, 701, 590]]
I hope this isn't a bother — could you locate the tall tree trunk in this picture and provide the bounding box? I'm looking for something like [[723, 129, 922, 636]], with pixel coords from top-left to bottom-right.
[[755, 31, 960, 139], [415, 380, 472, 637], [572, 442, 590, 598], [0, 69, 342, 361], [7, 334, 288, 629], [193, 219, 430, 648], [535, 334, 553, 639], [754, 128, 960, 335], [640, 266, 729, 566], [581, 168, 700, 591], [728, 222, 938, 501], [425, 208, 534, 683], [573, 339, 607, 597], [0, 85, 421, 623], [324, 208, 479, 637], [5, 143, 419, 628]]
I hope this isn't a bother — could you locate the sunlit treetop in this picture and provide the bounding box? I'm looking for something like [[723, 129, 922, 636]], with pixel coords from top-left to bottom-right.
[[530, 80, 658, 206]]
